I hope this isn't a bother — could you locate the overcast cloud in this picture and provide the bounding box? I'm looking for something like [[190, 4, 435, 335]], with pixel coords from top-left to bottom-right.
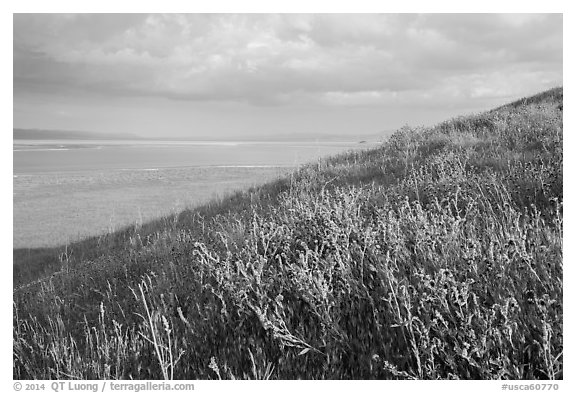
[[13, 14, 563, 138]]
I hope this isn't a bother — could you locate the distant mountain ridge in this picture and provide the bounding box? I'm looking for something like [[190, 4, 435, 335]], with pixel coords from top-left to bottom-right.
[[14, 128, 388, 143], [13, 128, 143, 141]]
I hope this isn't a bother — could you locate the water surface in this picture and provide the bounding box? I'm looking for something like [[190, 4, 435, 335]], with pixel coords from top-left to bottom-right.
[[14, 139, 374, 248]]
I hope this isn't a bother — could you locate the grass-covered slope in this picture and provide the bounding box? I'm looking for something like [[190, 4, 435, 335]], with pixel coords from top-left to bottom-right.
[[13, 87, 563, 380]]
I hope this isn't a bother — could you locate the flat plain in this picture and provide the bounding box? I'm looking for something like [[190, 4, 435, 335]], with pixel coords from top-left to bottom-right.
[[14, 166, 290, 248]]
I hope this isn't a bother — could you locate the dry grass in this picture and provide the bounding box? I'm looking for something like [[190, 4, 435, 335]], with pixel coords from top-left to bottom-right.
[[13, 87, 563, 380]]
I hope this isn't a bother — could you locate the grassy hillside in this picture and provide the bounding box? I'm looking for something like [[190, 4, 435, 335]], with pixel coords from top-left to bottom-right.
[[13, 88, 563, 380]]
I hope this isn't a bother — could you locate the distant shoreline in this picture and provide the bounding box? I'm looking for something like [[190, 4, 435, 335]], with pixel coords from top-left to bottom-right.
[[14, 139, 380, 146], [14, 128, 387, 144], [13, 164, 297, 177]]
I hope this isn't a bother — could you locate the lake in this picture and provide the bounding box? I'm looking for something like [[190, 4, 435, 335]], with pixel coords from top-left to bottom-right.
[[13, 139, 375, 248]]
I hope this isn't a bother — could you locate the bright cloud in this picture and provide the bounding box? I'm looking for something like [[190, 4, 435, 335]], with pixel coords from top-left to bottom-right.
[[14, 13, 562, 106], [12, 14, 563, 138]]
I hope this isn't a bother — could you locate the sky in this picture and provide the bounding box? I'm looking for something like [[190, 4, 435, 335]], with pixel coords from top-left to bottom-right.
[[13, 13, 563, 139]]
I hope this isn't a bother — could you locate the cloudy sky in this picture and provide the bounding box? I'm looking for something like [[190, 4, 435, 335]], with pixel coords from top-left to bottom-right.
[[13, 13, 563, 139]]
